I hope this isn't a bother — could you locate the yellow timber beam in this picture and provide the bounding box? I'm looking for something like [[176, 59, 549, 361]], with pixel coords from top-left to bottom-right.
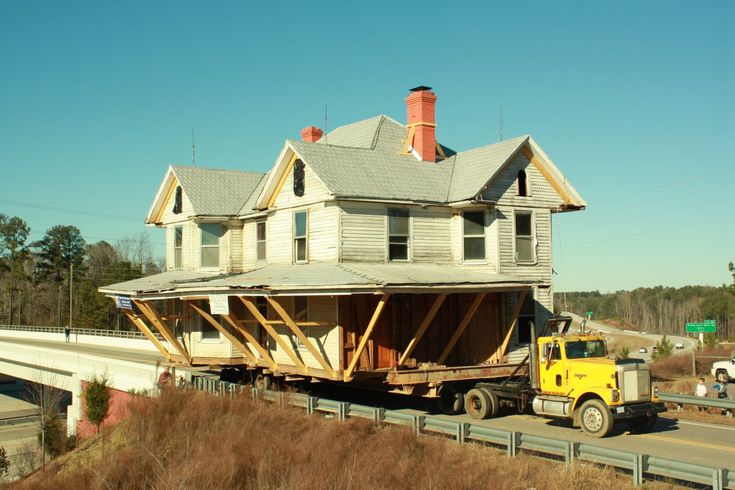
[[133, 300, 190, 364], [491, 290, 528, 363], [187, 302, 258, 365], [238, 297, 307, 372], [520, 146, 571, 205], [123, 310, 171, 360], [397, 293, 447, 366], [221, 313, 278, 371], [344, 293, 390, 382], [437, 293, 487, 365], [265, 297, 337, 379]]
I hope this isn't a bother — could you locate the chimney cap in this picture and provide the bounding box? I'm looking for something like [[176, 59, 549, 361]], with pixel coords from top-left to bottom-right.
[[409, 85, 432, 92]]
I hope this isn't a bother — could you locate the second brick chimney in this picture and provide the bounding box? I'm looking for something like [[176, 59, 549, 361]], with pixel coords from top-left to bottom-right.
[[405, 86, 437, 162], [301, 126, 323, 143]]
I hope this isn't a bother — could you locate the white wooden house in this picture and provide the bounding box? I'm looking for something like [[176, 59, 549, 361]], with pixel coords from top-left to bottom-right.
[[101, 86, 585, 395]]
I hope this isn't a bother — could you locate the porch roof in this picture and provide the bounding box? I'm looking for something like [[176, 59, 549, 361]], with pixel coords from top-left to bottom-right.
[[99, 263, 538, 298]]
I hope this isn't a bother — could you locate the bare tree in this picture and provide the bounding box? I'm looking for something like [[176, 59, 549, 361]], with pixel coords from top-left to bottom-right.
[[114, 231, 154, 273], [24, 372, 68, 471]]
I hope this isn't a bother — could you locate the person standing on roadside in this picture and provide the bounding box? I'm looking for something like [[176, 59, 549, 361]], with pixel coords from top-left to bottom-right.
[[64, 324, 70, 343], [695, 377, 707, 412]]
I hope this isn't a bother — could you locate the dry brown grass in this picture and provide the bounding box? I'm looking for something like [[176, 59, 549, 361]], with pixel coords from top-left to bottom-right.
[[11, 389, 675, 490]]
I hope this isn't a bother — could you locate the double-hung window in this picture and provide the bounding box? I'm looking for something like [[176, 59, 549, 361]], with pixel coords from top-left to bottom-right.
[[514, 211, 535, 263], [200, 302, 221, 341], [463, 211, 485, 261], [294, 211, 308, 263], [200, 223, 221, 268], [256, 221, 266, 261], [173, 226, 183, 270], [388, 209, 410, 261]]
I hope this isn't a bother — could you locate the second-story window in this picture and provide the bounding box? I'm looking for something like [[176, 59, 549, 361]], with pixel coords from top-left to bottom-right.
[[388, 208, 410, 261], [173, 226, 183, 270], [463, 211, 485, 261], [256, 221, 266, 261], [200, 223, 221, 268], [514, 211, 535, 263], [294, 211, 308, 263]]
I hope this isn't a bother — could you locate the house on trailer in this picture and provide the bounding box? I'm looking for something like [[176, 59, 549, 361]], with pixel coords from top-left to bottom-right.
[[100, 86, 585, 396]]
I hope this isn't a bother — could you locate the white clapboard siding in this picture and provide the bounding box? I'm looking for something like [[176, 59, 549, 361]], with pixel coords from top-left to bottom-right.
[[220, 226, 231, 271], [241, 220, 258, 270], [165, 226, 174, 271], [229, 225, 244, 272], [412, 208, 452, 263], [307, 203, 339, 263], [482, 153, 565, 209], [265, 210, 293, 264], [449, 212, 462, 264], [159, 184, 194, 225], [496, 205, 552, 283], [340, 203, 387, 262]]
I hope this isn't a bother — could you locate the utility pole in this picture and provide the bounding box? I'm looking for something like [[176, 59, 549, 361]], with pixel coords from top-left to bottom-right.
[[69, 263, 73, 329]]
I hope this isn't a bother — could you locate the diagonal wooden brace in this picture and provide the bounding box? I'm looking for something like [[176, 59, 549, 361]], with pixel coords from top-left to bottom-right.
[[133, 300, 190, 364], [123, 309, 171, 360], [188, 302, 258, 365], [398, 293, 447, 366], [344, 293, 390, 382], [437, 293, 486, 365], [220, 313, 277, 371]]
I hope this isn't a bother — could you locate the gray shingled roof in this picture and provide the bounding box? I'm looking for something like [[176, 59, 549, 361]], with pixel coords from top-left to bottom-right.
[[289, 116, 529, 204], [99, 263, 536, 297], [172, 166, 266, 216]]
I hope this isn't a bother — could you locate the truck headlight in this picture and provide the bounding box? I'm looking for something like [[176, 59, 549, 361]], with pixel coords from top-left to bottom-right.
[[611, 389, 620, 402]]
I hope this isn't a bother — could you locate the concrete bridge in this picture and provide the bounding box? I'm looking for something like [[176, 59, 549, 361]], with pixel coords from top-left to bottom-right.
[[0, 325, 198, 436]]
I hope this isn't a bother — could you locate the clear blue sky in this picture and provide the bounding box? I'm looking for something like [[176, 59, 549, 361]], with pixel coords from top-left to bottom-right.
[[1, 1, 733, 292]]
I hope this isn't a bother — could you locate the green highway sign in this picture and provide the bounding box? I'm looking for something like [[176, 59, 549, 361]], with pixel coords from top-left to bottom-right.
[[686, 320, 716, 333], [585, 311, 593, 316]]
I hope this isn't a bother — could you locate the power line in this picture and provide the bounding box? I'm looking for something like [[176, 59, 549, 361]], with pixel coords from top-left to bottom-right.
[[0, 199, 142, 222]]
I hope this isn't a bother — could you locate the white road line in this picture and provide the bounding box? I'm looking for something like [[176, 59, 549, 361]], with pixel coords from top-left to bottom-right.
[[676, 419, 735, 432]]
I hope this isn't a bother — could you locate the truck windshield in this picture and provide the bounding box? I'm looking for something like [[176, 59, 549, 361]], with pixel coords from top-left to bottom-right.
[[565, 340, 607, 359]]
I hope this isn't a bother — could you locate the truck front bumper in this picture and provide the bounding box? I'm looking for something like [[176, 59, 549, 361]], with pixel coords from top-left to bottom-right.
[[611, 401, 667, 420]]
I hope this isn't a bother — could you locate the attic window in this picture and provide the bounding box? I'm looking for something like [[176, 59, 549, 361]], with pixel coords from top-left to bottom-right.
[[293, 159, 305, 197], [517, 170, 528, 197], [173, 186, 183, 214]]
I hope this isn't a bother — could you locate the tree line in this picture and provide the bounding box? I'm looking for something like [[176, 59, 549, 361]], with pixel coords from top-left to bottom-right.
[[555, 263, 735, 341], [0, 213, 161, 329]]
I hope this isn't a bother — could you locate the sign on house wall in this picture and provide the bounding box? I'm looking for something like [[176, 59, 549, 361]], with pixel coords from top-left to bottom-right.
[[209, 295, 229, 315]]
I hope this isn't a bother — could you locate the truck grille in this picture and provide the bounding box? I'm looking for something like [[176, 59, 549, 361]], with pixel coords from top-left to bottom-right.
[[617, 363, 651, 403]]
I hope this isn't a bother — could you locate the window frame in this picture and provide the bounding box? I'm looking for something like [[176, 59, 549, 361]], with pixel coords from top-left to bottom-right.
[[462, 210, 486, 263], [173, 226, 183, 270], [387, 208, 410, 262], [199, 301, 222, 342], [517, 169, 530, 197], [513, 210, 536, 264], [200, 223, 221, 269], [256, 220, 267, 262], [293, 210, 308, 264]]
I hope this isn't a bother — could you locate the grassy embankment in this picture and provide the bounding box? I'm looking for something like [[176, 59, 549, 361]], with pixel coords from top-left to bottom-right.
[[12, 389, 674, 490]]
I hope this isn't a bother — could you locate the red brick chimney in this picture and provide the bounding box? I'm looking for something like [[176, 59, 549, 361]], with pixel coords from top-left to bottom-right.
[[405, 86, 437, 162], [301, 126, 323, 143]]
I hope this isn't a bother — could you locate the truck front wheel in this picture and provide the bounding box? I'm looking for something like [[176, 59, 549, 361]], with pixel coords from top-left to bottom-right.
[[579, 399, 613, 438], [465, 388, 494, 419]]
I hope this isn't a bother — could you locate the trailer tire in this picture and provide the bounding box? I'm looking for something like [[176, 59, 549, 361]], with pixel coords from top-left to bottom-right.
[[579, 399, 613, 438], [437, 384, 464, 415], [465, 388, 493, 419], [478, 387, 499, 418]]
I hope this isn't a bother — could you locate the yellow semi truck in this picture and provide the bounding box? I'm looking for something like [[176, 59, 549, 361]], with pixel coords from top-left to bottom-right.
[[460, 317, 666, 437]]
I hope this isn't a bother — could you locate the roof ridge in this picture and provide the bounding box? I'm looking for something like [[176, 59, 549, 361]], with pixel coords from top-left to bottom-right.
[[171, 164, 266, 176]]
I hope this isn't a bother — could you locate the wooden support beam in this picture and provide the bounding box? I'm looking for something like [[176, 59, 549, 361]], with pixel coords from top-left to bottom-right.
[[491, 290, 528, 363], [266, 297, 337, 378], [344, 294, 390, 382], [437, 293, 486, 365], [134, 300, 190, 363], [188, 302, 258, 365], [123, 310, 171, 360], [238, 297, 307, 372], [221, 313, 277, 371], [398, 293, 447, 366]]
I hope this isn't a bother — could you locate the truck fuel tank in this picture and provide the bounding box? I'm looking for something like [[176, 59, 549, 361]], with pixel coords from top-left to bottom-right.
[[532, 394, 573, 418]]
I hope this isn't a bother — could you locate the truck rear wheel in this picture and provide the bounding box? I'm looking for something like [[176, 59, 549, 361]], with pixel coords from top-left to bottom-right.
[[465, 388, 494, 419], [437, 384, 464, 415], [479, 387, 499, 418], [579, 399, 613, 438], [628, 413, 657, 433]]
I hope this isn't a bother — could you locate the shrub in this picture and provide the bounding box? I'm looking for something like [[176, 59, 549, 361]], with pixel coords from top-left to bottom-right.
[[651, 335, 673, 361], [0, 446, 9, 478], [85, 374, 111, 433], [616, 346, 630, 360]]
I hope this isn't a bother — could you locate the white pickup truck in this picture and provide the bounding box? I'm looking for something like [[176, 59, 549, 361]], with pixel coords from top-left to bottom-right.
[[711, 358, 735, 383]]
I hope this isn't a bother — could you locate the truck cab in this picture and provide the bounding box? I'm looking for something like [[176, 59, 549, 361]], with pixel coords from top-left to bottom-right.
[[533, 330, 666, 437]]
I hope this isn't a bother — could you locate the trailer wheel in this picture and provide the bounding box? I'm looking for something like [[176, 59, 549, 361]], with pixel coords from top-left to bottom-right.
[[478, 387, 499, 418], [628, 413, 657, 433], [465, 388, 493, 419], [579, 399, 613, 438], [437, 384, 464, 415]]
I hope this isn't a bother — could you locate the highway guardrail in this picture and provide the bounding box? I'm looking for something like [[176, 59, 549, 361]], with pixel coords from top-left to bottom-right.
[[190, 375, 733, 489], [0, 324, 165, 341], [659, 392, 734, 416]]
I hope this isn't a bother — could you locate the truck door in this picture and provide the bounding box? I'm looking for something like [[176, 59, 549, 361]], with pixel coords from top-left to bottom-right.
[[539, 341, 566, 395]]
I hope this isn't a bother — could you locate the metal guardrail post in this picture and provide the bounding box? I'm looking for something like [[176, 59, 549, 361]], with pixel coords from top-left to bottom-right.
[[509, 431, 519, 457], [251, 387, 260, 401], [565, 441, 577, 465], [457, 422, 469, 445], [414, 415, 425, 436], [338, 402, 349, 421], [306, 396, 318, 415], [633, 454, 644, 486], [373, 407, 385, 424], [713, 468, 724, 490]]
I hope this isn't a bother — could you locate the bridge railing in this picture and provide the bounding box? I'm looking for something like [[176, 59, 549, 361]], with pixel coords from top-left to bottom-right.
[[189, 375, 733, 489], [659, 392, 734, 416], [0, 324, 165, 341]]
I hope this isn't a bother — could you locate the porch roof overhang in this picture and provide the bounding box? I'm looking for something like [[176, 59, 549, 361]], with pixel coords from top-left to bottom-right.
[[99, 263, 539, 300]]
